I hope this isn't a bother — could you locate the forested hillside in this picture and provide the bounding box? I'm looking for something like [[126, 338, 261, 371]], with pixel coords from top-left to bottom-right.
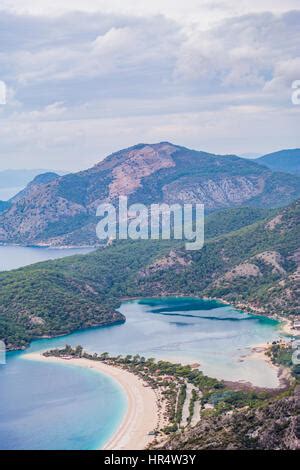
[[0, 201, 298, 350], [257, 149, 300, 176], [1, 143, 299, 246]]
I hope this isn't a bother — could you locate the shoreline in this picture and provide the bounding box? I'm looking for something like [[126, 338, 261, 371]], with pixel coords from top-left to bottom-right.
[[121, 294, 297, 332], [244, 342, 292, 390], [0, 243, 98, 249], [24, 353, 160, 450], [21, 344, 289, 451], [7, 292, 296, 353], [278, 317, 297, 337]]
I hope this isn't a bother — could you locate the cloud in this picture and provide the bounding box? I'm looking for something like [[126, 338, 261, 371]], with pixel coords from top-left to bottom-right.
[[2, 10, 299, 105], [175, 11, 300, 93], [1, 1, 300, 22], [0, 4, 299, 170], [0, 12, 181, 99], [264, 57, 300, 92]]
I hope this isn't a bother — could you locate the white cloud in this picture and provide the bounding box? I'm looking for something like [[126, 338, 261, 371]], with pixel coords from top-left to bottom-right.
[[1, 0, 300, 24], [0, 3, 299, 170], [10, 101, 67, 121], [175, 11, 300, 93], [0, 14, 180, 86], [264, 58, 300, 92]]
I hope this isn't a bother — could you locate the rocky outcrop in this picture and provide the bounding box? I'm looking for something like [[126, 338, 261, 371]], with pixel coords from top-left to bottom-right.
[[162, 389, 300, 450], [109, 143, 176, 199], [255, 251, 286, 275], [223, 262, 262, 281], [163, 175, 265, 208], [140, 250, 191, 276]]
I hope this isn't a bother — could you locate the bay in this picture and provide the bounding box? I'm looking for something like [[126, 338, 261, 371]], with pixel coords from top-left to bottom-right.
[[0, 247, 282, 450]]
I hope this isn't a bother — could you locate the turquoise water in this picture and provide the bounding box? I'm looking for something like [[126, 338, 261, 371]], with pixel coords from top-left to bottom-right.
[[0, 300, 281, 450], [0, 246, 126, 450], [22, 297, 281, 387], [0, 352, 126, 450], [0, 248, 282, 450]]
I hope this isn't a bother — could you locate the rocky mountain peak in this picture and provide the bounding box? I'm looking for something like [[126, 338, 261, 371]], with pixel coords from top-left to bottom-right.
[[31, 172, 60, 185], [1, 143, 300, 246]]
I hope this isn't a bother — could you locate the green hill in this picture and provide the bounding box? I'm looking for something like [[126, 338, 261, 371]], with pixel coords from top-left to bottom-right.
[[0, 202, 298, 350], [257, 149, 300, 176], [1, 143, 299, 246]]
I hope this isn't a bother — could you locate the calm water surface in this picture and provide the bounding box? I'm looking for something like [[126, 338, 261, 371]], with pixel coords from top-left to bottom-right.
[[0, 247, 282, 449], [0, 245, 94, 271]]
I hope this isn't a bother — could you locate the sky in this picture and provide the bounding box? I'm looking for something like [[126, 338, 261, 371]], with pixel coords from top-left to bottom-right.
[[0, 0, 299, 171]]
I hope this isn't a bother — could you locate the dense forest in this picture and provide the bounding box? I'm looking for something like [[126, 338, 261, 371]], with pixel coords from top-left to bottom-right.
[[0, 201, 298, 350]]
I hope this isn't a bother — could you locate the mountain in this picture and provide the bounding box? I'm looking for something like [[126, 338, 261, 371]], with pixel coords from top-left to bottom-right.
[[0, 201, 10, 214], [137, 199, 300, 317], [257, 149, 300, 175], [0, 169, 56, 188], [0, 143, 299, 246], [11, 172, 60, 203], [0, 172, 60, 216], [0, 169, 60, 200], [0, 200, 298, 350]]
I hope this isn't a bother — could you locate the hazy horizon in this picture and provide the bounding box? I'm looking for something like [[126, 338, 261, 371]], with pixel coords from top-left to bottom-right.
[[0, 143, 299, 173]]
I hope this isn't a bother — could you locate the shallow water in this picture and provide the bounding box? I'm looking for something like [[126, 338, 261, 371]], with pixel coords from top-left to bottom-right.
[[23, 297, 280, 385]]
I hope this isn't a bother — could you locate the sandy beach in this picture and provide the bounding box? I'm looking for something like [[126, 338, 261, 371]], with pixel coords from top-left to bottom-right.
[[24, 353, 159, 450], [279, 317, 298, 337], [246, 342, 293, 389], [249, 343, 277, 368]]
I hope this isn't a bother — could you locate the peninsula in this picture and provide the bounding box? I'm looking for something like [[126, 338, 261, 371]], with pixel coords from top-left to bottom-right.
[[24, 343, 300, 450]]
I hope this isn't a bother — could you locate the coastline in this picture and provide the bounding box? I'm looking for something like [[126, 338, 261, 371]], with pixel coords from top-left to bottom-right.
[[23, 352, 159, 450], [278, 317, 297, 337], [245, 342, 292, 390], [0, 242, 97, 249], [6, 292, 293, 353]]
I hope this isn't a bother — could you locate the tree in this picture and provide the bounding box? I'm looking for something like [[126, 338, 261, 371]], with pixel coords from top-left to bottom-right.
[[65, 344, 73, 355], [124, 355, 132, 363], [133, 354, 141, 364], [75, 345, 83, 357], [100, 352, 109, 360]]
